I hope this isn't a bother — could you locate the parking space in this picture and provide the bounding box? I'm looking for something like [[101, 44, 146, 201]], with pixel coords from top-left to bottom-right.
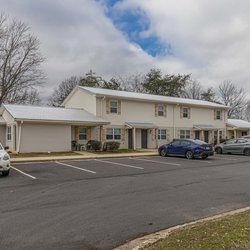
[[4, 154, 249, 184]]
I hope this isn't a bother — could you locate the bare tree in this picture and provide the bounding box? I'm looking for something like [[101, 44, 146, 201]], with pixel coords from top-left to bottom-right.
[[182, 80, 203, 99], [244, 100, 250, 121], [0, 14, 45, 105], [218, 80, 247, 118], [48, 76, 80, 107]]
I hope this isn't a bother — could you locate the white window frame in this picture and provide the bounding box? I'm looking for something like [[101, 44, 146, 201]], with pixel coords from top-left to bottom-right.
[[110, 100, 118, 114], [182, 107, 189, 118], [158, 129, 167, 140], [180, 130, 190, 139], [106, 128, 121, 140], [158, 105, 164, 116], [79, 127, 87, 140], [216, 110, 222, 120], [7, 125, 12, 141]]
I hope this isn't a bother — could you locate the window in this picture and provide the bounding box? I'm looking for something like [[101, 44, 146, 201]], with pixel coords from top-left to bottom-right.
[[158, 105, 164, 116], [110, 100, 118, 114], [180, 130, 190, 139], [180, 140, 190, 146], [158, 129, 166, 140], [171, 140, 181, 146], [182, 107, 189, 118], [216, 110, 222, 120], [106, 128, 121, 140], [79, 127, 87, 140], [7, 126, 11, 141]]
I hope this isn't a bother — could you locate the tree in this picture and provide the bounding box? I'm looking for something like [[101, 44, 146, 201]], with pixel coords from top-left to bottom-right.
[[48, 76, 80, 107], [182, 80, 203, 99], [0, 14, 45, 105], [142, 69, 190, 97], [244, 100, 250, 121], [80, 70, 105, 87], [201, 87, 217, 102], [218, 80, 247, 118], [102, 78, 122, 90]]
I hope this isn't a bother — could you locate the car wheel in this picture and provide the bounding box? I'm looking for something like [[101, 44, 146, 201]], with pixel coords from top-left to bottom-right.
[[2, 170, 10, 176], [215, 147, 222, 154], [244, 148, 250, 156], [160, 149, 167, 157], [185, 150, 193, 159]]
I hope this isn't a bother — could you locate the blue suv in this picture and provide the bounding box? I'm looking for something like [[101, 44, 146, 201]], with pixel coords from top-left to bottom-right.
[[158, 139, 214, 159]]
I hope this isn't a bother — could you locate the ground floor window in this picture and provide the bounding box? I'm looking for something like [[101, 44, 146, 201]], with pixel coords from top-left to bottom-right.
[[106, 128, 121, 140], [79, 127, 87, 140], [158, 129, 166, 140], [180, 130, 190, 139], [7, 126, 12, 141]]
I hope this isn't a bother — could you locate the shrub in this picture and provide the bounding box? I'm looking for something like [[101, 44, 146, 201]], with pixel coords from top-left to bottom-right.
[[86, 140, 102, 151], [103, 141, 120, 151]]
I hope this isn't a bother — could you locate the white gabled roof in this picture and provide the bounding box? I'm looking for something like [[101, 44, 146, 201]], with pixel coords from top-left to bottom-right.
[[227, 119, 250, 129], [3, 104, 109, 125], [79, 86, 229, 109]]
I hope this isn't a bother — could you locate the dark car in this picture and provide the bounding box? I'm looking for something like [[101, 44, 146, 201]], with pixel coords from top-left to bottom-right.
[[158, 139, 214, 159], [215, 138, 250, 156]]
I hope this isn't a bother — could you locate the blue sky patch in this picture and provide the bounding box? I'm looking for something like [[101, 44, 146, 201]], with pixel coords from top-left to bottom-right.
[[103, 1, 169, 57]]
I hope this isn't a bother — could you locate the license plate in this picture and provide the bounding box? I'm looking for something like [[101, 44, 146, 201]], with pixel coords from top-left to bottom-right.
[[205, 147, 210, 150]]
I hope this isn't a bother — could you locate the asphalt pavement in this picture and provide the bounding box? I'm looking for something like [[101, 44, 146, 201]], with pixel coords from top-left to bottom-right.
[[0, 155, 249, 250]]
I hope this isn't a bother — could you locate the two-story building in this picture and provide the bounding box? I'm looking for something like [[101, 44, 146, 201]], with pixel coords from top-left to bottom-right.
[[0, 86, 230, 153], [62, 86, 228, 150]]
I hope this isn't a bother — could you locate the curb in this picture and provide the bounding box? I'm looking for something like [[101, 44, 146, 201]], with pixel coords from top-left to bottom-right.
[[114, 206, 250, 250], [11, 152, 158, 163]]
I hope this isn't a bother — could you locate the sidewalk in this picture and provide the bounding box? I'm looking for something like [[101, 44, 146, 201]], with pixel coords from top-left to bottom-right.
[[11, 150, 158, 163]]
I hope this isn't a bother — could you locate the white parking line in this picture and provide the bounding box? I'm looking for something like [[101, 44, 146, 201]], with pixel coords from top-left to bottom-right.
[[11, 166, 37, 179], [130, 157, 181, 166], [55, 161, 96, 174], [94, 159, 144, 170], [213, 156, 238, 161]]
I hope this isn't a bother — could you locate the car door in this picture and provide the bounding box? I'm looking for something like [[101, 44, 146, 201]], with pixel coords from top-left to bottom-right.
[[235, 139, 248, 154], [179, 140, 191, 156], [167, 140, 181, 155], [223, 139, 237, 153]]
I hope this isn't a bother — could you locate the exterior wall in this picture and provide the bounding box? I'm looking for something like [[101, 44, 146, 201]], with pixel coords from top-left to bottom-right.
[[64, 89, 97, 115], [0, 125, 6, 146], [19, 123, 71, 153]]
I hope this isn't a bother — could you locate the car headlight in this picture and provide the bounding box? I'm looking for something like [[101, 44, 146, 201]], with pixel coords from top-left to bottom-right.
[[3, 154, 10, 161]]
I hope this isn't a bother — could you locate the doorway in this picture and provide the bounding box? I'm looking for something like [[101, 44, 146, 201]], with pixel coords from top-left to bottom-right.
[[128, 129, 133, 149], [204, 131, 209, 143], [195, 131, 200, 140], [141, 129, 148, 149]]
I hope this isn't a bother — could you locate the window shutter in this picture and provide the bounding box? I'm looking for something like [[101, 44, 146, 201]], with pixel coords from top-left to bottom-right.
[[87, 128, 91, 140], [164, 104, 167, 117], [180, 106, 183, 118], [74, 127, 79, 143], [151, 129, 155, 141], [155, 104, 158, 117], [188, 107, 191, 119], [220, 111, 223, 120], [176, 129, 180, 138], [118, 100, 121, 115], [214, 110, 217, 120], [106, 98, 110, 114], [121, 128, 126, 141]]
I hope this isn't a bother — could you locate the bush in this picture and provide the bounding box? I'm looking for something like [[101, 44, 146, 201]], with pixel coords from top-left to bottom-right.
[[103, 141, 120, 151], [86, 140, 102, 151]]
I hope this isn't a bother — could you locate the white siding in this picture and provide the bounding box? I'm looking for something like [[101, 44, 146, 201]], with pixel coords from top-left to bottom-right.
[[0, 125, 6, 146], [19, 123, 71, 153]]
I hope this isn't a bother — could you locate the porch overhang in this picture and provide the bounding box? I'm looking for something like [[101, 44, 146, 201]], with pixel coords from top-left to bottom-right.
[[193, 124, 215, 130], [125, 122, 158, 129]]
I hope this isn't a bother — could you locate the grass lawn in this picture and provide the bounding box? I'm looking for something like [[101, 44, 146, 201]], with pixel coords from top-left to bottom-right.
[[10, 151, 82, 158], [145, 210, 250, 250]]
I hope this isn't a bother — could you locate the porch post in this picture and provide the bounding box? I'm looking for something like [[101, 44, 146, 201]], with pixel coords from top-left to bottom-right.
[[99, 125, 103, 150], [133, 127, 136, 150], [217, 129, 220, 145], [234, 129, 237, 139]]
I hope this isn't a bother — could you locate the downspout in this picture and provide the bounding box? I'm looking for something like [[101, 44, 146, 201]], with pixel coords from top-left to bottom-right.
[[17, 120, 23, 153]]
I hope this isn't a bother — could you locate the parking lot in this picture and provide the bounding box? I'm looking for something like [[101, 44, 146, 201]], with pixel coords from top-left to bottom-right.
[[1, 155, 250, 250]]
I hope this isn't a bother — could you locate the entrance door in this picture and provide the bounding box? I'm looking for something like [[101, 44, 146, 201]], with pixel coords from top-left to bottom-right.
[[128, 129, 133, 149], [195, 131, 200, 140], [204, 131, 209, 143], [141, 129, 148, 149]]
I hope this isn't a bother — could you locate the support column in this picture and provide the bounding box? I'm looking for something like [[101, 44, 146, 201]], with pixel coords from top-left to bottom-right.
[[99, 125, 103, 143], [234, 129, 237, 139], [217, 129, 220, 145], [133, 127, 136, 150]]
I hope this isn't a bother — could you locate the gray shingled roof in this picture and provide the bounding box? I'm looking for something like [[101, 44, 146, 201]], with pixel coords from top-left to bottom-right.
[[79, 86, 229, 109], [3, 104, 109, 125]]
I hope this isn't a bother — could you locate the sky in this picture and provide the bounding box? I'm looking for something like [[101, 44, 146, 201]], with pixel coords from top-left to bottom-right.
[[1, 0, 250, 100]]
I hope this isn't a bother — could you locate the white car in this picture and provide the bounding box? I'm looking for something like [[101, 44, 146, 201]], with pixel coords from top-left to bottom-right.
[[0, 144, 10, 176]]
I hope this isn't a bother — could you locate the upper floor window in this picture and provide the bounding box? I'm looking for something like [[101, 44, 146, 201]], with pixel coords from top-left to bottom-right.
[[110, 100, 118, 114], [182, 107, 189, 118], [79, 127, 87, 140], [7, 126, 11, 141], [106, 128, 121, 140], [216, 110, 222, 120], [158, 129, 167, 140], [158, 105, 164, 116], [180, 130, 190, 139]]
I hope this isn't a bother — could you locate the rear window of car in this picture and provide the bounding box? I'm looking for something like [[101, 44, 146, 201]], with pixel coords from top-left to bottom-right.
[[193, 139, 206, 145], [180, 140, 190, 146]]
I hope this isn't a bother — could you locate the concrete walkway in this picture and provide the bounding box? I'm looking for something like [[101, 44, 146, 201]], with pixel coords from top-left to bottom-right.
[[11, 150, 158, 163]]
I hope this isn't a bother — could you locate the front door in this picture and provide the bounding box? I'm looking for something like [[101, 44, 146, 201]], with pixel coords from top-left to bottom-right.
[[204, 131, 209, 143], [128, 129, 133, 149], [141, 129, 148, 149], [195, 131, 200, 140]]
